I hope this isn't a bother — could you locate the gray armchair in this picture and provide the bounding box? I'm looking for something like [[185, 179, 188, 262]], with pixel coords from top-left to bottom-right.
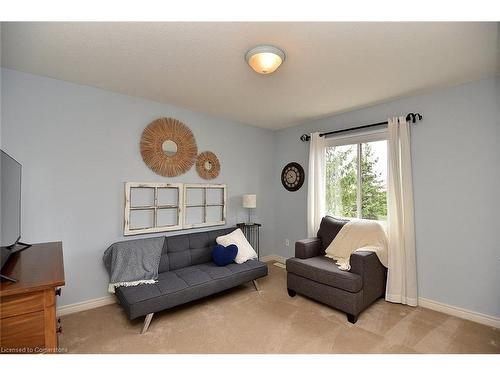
[[286, 216, 387, 323]]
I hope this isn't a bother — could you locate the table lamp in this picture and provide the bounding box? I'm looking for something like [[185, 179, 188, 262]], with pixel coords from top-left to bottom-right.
[[242, 194, 256, 224]]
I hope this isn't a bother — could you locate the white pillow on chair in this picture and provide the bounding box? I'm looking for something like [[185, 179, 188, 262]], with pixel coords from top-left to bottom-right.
[[216, 228, 257, 264]]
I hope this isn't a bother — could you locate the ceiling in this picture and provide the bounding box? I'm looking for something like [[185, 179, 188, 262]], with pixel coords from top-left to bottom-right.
[[1, 22, 498, 129]]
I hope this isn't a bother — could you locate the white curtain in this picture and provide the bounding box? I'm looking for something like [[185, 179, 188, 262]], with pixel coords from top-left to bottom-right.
[[385, 116, 418, 306], [307, 132, 326, 238]]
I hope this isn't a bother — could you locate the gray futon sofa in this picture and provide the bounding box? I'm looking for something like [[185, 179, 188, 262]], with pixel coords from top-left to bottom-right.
[[106, 227, 268, 333], [286, 216, 387, 324]]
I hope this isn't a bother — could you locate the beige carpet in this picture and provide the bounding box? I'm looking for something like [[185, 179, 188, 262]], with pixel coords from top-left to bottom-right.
[[59, 263, 500, 354]]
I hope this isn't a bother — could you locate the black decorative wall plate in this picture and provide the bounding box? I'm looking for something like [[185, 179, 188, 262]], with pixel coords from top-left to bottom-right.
[[281, 162, 305, 191]]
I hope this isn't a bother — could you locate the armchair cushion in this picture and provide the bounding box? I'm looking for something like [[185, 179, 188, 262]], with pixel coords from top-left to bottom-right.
[[286, 257, 362, 293], [317, 216, 349, 252], [295, 237, 321, 259]]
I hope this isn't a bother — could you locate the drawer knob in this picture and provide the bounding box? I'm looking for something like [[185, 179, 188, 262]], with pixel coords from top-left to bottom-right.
[[55, 288, 62, 296], [57, 326, 62, 334]]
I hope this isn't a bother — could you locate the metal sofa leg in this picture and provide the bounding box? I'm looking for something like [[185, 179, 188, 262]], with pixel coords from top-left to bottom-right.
[[346, 313, 358, 324], [252, 279, 260, 291], [141, 313, 154, 334]]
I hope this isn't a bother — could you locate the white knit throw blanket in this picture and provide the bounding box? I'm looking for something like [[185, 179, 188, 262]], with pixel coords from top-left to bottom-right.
[[108, 280, 158, 293], [324, 219, 388, 271]]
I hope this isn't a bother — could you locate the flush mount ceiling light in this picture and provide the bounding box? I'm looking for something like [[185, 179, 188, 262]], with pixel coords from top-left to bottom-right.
[[245, 45, 286, 75]]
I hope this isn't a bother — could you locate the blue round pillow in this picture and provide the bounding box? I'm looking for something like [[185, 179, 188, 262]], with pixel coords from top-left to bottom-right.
[[212, 244, 238, 266]]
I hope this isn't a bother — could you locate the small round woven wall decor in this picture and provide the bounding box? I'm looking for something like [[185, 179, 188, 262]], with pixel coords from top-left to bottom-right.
[[140, 117, 198, 177], [196, 151, 220, 180]]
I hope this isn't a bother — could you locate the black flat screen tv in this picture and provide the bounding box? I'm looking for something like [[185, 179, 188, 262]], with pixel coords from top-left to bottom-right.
[[1, 149, 30, 282], [1, 150, 22, 248]]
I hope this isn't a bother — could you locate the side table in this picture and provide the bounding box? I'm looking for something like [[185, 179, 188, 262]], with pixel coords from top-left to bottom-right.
[[236, 223, 261, 260]]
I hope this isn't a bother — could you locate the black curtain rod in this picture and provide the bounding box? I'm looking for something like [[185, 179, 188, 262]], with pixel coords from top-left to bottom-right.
[[300, 112, 423, 142]]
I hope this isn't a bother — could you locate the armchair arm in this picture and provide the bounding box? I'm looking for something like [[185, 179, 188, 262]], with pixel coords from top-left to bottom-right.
[[350, 251, 387, 305], [295, 237, 322, 259]]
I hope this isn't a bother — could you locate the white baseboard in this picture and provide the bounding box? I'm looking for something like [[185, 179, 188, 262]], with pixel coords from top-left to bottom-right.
[[260, 254, 287, 264], [418, 297, 500, 328], [57, 295, 116, 317]]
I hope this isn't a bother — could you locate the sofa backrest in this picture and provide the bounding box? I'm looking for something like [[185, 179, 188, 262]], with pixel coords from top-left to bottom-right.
[[159, 227, 235, 273], [316, 216, 349, 253]]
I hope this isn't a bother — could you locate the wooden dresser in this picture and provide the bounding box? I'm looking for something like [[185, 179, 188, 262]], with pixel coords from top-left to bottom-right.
[[0, 242, 65, 354]]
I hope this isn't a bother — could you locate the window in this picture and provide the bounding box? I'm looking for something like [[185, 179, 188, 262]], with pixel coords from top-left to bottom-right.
[[325, 131, 388, 221]]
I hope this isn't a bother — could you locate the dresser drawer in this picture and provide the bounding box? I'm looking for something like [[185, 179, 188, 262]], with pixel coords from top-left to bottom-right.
[[0, 291, 45, 319], [0, 310, 46, 350]]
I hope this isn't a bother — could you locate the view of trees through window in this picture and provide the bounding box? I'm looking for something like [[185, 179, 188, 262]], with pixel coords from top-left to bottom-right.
[[325, 140, 387, 221]]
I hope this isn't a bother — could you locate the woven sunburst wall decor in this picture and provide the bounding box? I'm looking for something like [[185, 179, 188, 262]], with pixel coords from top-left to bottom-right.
[[196, 151, 220, 180], [140, 117, 198, 177]]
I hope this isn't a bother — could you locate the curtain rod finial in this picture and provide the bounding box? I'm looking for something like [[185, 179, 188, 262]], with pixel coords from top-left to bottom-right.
[[406, 113, 423, 123], [300, 134, 310, 142]]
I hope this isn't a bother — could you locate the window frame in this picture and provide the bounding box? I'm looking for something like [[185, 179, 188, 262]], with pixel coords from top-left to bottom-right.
[[124, 182, 184, 235], [324, 128, 388, 148], [324, 128, 388, 221], [182, 183, 227, 229]]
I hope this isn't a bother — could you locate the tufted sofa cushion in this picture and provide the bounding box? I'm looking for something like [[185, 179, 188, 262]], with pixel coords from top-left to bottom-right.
[[158, 227, 235, 273], [116, 259, 267, 319]]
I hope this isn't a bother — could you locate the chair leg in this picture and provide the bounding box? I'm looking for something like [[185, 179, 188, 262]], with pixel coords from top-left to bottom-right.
[[287, 288, 296, 297], [252, 279, 260, 291], [346, 313, 358, 324], [141, 313, 154, 334]]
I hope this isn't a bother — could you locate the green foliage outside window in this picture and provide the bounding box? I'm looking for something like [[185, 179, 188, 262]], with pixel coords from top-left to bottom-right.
[[325, 142, 387, 221]]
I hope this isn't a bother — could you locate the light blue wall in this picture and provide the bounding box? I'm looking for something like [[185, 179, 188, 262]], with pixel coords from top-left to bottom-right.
[[0, 68, 276, 306], [273, 78, 500, 318]]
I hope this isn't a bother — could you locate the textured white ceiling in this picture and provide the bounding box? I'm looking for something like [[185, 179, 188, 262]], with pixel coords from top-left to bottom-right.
[[1, 22, 498, 129]]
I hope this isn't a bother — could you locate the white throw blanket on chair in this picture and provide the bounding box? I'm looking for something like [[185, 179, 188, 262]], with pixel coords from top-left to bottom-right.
[[324, 219, 388, 271]]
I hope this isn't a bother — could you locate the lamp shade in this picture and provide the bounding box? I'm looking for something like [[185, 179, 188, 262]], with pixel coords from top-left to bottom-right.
[[242, 194, 257, 208]]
